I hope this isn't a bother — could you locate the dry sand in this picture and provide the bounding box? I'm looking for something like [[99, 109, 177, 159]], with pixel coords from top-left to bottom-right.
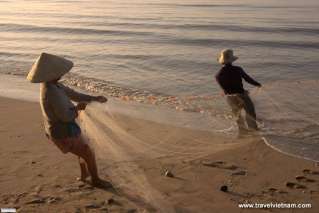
[[0, 97, 318, 213]]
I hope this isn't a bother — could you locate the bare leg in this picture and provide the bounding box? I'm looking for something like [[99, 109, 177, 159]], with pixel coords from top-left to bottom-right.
[[78, 157, 89, 181], [69, 136, 112, 188], [69, 137, 101, 185]]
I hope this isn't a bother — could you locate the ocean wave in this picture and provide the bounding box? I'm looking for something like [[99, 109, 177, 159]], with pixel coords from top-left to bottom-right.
[[0, 23, 154, 37], [0, 51, 44, 60], [158, 37, 319, 49], [4, 29, 317, 51], [140, 3, 316, 9], [61, 73, 224, 115], [2, 21, 319, 36], [255, 80, 319, 162], [5, 24, 313, 50]]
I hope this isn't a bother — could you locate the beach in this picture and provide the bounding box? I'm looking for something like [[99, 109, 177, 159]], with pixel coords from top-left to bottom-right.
[[1, 0, 319, 165], [1, 0, 319, 212], [1, 97, 318, 212]]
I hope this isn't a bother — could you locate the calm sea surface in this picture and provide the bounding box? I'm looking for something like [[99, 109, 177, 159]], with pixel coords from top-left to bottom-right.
[[0, 0, 319, 95], [1, 0, 319, 161]]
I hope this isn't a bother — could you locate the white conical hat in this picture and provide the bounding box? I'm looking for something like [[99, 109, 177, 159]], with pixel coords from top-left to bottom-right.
[[218, 49, 238, 64], [27, 53, 73, 83]]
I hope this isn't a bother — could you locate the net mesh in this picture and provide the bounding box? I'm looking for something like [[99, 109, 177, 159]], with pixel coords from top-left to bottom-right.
[[76, 79, 319, 211]]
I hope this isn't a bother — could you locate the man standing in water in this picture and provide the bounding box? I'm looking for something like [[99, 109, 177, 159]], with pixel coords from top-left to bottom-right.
[[215, 49, 262, 135], [27, 53, 109, 187]]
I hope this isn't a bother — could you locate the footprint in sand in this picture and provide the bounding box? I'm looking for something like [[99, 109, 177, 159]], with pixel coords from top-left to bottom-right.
[[261, 188, 288, 197], [267, 188, 278, 193], [231, 170, 247, 176], [25, 197, 46, 205], [285, 182, 307, 189], [303, 169, 319, 175], [295, 175, 316, 183], [201, 160, 238, 170], [261, 188, 278, 196], [284, 171, 318, 191]]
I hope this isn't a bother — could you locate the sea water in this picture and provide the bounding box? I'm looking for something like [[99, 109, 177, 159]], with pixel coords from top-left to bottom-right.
[[1, 0, 319, 95], [0, 0, 319, 161]]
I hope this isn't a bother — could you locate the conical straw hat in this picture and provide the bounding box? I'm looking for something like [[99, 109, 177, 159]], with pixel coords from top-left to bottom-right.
[[218, 49, 238, 65], [27, 53, 73, 83]]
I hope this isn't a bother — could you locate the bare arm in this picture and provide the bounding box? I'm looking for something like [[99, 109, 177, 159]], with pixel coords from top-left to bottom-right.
[[59, 84, 95, 103]]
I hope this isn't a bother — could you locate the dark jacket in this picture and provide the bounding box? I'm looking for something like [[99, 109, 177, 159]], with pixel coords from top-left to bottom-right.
[[215, 64, 261, 94]]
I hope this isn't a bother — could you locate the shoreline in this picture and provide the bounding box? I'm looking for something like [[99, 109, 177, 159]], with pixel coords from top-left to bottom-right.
[[0, 74, 318, 162], [0, 72, 225, 114], [261, 137, 319, 164], [0, 97, 318, 212]]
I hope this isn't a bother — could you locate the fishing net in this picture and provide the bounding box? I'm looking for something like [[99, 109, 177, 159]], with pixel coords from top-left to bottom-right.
[[75, 79, 319, 211], [77, 99, 240, 212], [251, 80, 319, 162]]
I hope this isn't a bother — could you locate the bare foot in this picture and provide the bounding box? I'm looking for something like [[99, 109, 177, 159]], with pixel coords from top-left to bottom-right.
[[76, 171, 89, 183], [91, 178, 113, 189], [79, 163, 89, 182], [76, 177, 89, 183], [81, 172, 89, 181]]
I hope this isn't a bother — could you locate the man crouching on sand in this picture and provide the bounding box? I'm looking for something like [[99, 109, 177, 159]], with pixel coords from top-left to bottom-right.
[[27, 53, 109, 187], [215, 49, 262, 135]]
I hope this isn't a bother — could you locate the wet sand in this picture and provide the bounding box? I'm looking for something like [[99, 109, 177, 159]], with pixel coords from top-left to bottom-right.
[[0, 97, 318, 213]]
